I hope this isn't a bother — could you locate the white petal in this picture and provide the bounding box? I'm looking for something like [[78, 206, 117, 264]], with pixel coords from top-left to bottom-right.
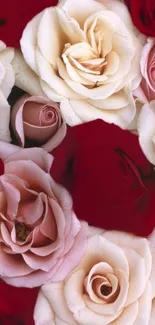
[[64, 269, 86, 313], [42, 282, 77, 325], [77, 235, 129, 278], [65, 77, 121, 99], [12, 50, 44, 96], [0, 91, 11, 142], [103, 231, 152, 284], [74, 304, 121, 325], [60, 98, 82, 126], [56, 8, 85, 44], [107, 301, 138, 325], [133, 282, 152, 325], [20, 11, 43, 73], [38, 8, 66, 68], [34, 290, 55, 325], [59, 0, 105, 27], [138, 101, 155, 165], [123, 248, 147, 305], [67, 98, 135, 129], [36, 49, 83, 99], [87, 90, 129, 110], [40, 80, 63, 102]]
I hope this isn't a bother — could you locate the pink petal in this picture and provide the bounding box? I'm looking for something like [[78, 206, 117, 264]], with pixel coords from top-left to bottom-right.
[[18, 194, 44, 225], [40, 200, 57, 242], [0, 244, 32, 277], [42, 119, 67, 153], [5, 160, 53, 197], [51, 221, 88, 282], [3, 258, 63, 288]]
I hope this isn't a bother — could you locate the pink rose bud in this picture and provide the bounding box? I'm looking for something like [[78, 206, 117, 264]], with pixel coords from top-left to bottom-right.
[[11, 94, 66, 152]]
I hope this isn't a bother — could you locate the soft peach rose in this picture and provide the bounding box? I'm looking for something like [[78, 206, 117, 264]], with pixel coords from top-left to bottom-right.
[[34, 229, 155, 325], [0, 41, 15, 142], [11, 94, 66, 152], [134, 38, 155, 103], [19, 0, 145, 129], [0, 142, 87, 287]]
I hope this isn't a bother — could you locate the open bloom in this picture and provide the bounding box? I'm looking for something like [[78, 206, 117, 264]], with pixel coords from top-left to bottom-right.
[[11, 94, 66, 152], [34, 229, 155, 325], [0, 41, 15, 142], [20, 0, 143, 129], [0, 142, 87, 287]]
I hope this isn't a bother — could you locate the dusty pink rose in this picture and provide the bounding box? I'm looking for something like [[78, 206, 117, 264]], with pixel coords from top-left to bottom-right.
[[134, 38, 155, 102], [0, 142, 87, 287], [11, 94, 66, 152]]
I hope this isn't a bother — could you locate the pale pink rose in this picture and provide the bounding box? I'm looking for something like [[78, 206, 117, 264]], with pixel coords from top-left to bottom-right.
[[34, 228, 155, 325], [11, 94, 66, 152], [0, 142, 87, 287], [134, 38, 155, 102]]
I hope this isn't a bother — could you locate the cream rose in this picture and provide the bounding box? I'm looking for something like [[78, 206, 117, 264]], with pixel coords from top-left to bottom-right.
[[20, 0, 144, 129], [34, 229, 155, 325], [0, 41, 15, 142], [138, 100, 155, 165]]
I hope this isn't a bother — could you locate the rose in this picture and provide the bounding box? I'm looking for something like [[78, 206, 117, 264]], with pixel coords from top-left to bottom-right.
[[20, 0, 144, 129], [0, 281, 39, 325], [34, 229, 155, 325], [11, 94, 66, 152], [134, 38, 155, 103], [138, 100, 155, 166], [0, 41, 14, 142], [50, 119, 155, 237], [124, 0, 155, 38], [0, 0, 58, 48], [0, 142, 87, 287]]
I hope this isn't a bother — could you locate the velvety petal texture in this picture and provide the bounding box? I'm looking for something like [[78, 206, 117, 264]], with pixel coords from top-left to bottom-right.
[[0, 142, 87, 287], [11, 94, 66, 152], [34, 229, 155, 325], [0, 41, 15, 142], [19, 0, 144, 129]]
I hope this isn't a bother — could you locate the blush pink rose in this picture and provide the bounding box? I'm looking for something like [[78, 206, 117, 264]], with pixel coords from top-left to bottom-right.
[[11, 94, 66, 152], [0, 142, 87, 288], [134, 38, 155, 102]]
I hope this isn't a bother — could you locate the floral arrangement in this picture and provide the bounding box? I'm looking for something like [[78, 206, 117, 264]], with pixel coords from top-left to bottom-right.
[[0, 0, 155, 324]]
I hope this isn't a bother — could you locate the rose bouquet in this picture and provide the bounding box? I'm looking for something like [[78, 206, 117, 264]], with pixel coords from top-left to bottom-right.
[[0, 0, 155, 324]]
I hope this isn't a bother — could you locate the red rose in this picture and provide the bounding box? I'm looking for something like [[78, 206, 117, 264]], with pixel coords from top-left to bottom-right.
[[0, 0, 58, 48], [124, 0, 155, 37], [0, 281, 39, 325], [51, 119, 155, 237]]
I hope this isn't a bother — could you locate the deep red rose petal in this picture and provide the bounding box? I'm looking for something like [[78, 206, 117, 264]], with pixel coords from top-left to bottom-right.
[[51, 119, 155, 237], [0, 281, 39, 325], [0, 0, 58, 47], [0, 158, 4, 176], [125, 0, 155, 37]]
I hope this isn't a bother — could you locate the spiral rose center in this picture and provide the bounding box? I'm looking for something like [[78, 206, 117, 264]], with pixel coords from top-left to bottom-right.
[[15, 222, 31, 242], [100, 284, 112, 296]]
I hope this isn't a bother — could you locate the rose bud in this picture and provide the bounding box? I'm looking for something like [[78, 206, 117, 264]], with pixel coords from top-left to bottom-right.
[[11, 94, 66, 152]]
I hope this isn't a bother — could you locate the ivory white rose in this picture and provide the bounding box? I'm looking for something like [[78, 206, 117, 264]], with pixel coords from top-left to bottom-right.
[[0, 41, 15, 142], [138, 100, 155, 165], [34, 229, 155, 325], [20, 0, 144, 129]]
